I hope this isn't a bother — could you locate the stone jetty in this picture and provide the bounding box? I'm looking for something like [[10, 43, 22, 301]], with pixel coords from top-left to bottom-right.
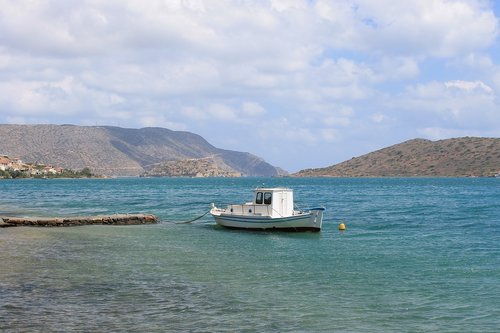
[[0, 214, 158, 227]]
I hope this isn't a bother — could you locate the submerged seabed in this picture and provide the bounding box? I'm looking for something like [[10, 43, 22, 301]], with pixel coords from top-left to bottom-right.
[[1, 177, 499, 332]]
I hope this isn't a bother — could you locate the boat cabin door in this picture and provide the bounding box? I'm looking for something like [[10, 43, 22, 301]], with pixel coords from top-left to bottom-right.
[[271, 189, 294, 217]]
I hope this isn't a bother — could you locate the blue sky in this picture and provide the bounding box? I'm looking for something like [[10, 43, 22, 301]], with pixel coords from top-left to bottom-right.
[[0, 0, 499, 172]]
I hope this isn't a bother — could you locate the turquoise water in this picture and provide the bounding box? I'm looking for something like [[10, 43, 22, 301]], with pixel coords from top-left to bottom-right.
[[1, 177, 499, 332]]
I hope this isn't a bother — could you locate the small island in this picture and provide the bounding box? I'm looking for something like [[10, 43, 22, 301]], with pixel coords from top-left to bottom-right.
[[142, 156, 242, 178]]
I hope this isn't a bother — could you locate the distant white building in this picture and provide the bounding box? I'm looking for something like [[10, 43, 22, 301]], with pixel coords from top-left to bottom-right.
[[44, 166, 57, 174], [0, 156, 9, 171]]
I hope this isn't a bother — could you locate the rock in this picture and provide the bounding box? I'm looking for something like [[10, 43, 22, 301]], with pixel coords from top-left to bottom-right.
[[0, 214, 158, 227]]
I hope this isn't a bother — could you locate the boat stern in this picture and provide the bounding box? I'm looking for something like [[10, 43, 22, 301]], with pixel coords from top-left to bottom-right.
[[308, 207, 325, 229]]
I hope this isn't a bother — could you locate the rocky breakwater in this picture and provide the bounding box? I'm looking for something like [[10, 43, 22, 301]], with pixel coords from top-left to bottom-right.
[[0, 214, 158, 227]]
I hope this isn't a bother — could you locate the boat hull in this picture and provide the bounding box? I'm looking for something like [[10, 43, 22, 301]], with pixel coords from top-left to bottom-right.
[[211, 208, 324, 232]]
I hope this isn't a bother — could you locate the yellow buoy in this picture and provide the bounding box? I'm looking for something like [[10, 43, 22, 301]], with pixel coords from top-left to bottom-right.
[[338, 223, 346, 231]]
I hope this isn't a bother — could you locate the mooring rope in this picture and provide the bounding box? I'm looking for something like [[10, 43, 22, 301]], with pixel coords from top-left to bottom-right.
[[163, 209, 211, 224]]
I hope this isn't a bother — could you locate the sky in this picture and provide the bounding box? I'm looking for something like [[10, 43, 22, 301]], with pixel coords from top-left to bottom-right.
[[0, 0, 499, 172]]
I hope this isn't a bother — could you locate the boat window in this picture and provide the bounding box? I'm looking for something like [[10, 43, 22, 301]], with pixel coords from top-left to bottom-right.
[[256, 192, 263, 204], [264, 192, 272, 205]]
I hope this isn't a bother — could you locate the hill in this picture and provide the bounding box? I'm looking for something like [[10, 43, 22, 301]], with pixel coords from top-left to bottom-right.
[[0, 124, 280, 177], [294, 137, 500, 177], [143, 156, 242, 177]]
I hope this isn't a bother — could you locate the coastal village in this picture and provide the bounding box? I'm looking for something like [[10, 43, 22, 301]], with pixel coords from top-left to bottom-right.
[[0, 155, 92, 178], [1, 155, 61, 176]]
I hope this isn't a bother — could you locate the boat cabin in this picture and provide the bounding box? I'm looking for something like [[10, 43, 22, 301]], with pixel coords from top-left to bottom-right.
[[227, 188, 295, 218]]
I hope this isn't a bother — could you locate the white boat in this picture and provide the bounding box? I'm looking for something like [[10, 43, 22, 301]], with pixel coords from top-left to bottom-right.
[[210, 187, 325, 231]]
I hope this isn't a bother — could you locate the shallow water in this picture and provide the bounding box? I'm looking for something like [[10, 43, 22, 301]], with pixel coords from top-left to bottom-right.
[[1, 177, 499, 332]]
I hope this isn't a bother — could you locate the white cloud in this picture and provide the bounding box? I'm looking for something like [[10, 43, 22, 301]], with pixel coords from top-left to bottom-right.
[[182, 106, 206, 121], [0, 0, 498, 171], [207, 103, 237, 121], [271, 0, 308, 12], [444, 80, 493, 93], [493, 68, 500, 92], [376, 57, 420, 80], [183, 101, 266, 123], [396, 79, 498, 136], [453, 53, 494, 69], [138, 115, 187, 130], [282, 127, 318, 144], [417, 127, 499, 141], [256, 117, 318, 144], [242, 102, 266, 116], [348, 0, 499, 57], [319, 106, 354, 126], [320, 128, 340, 142], [371, 113, 386, 123], [323, 115, 351, 127]]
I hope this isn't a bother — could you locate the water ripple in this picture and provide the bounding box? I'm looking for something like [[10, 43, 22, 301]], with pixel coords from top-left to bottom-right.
[[1, 177, 499, 332]]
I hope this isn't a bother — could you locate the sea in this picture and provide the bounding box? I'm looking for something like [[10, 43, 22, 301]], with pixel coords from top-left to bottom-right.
[[0, 177, 499, 332]]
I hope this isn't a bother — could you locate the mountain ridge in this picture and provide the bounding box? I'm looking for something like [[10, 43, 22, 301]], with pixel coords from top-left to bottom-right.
[[294, 137, 500, 177], [0, 124, 280, 177]]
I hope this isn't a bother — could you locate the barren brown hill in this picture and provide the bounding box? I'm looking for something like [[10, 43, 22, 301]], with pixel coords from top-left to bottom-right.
[[143, 156, 242, 177], [0, 124, 280, 177], [295, 137, 500, 177]]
